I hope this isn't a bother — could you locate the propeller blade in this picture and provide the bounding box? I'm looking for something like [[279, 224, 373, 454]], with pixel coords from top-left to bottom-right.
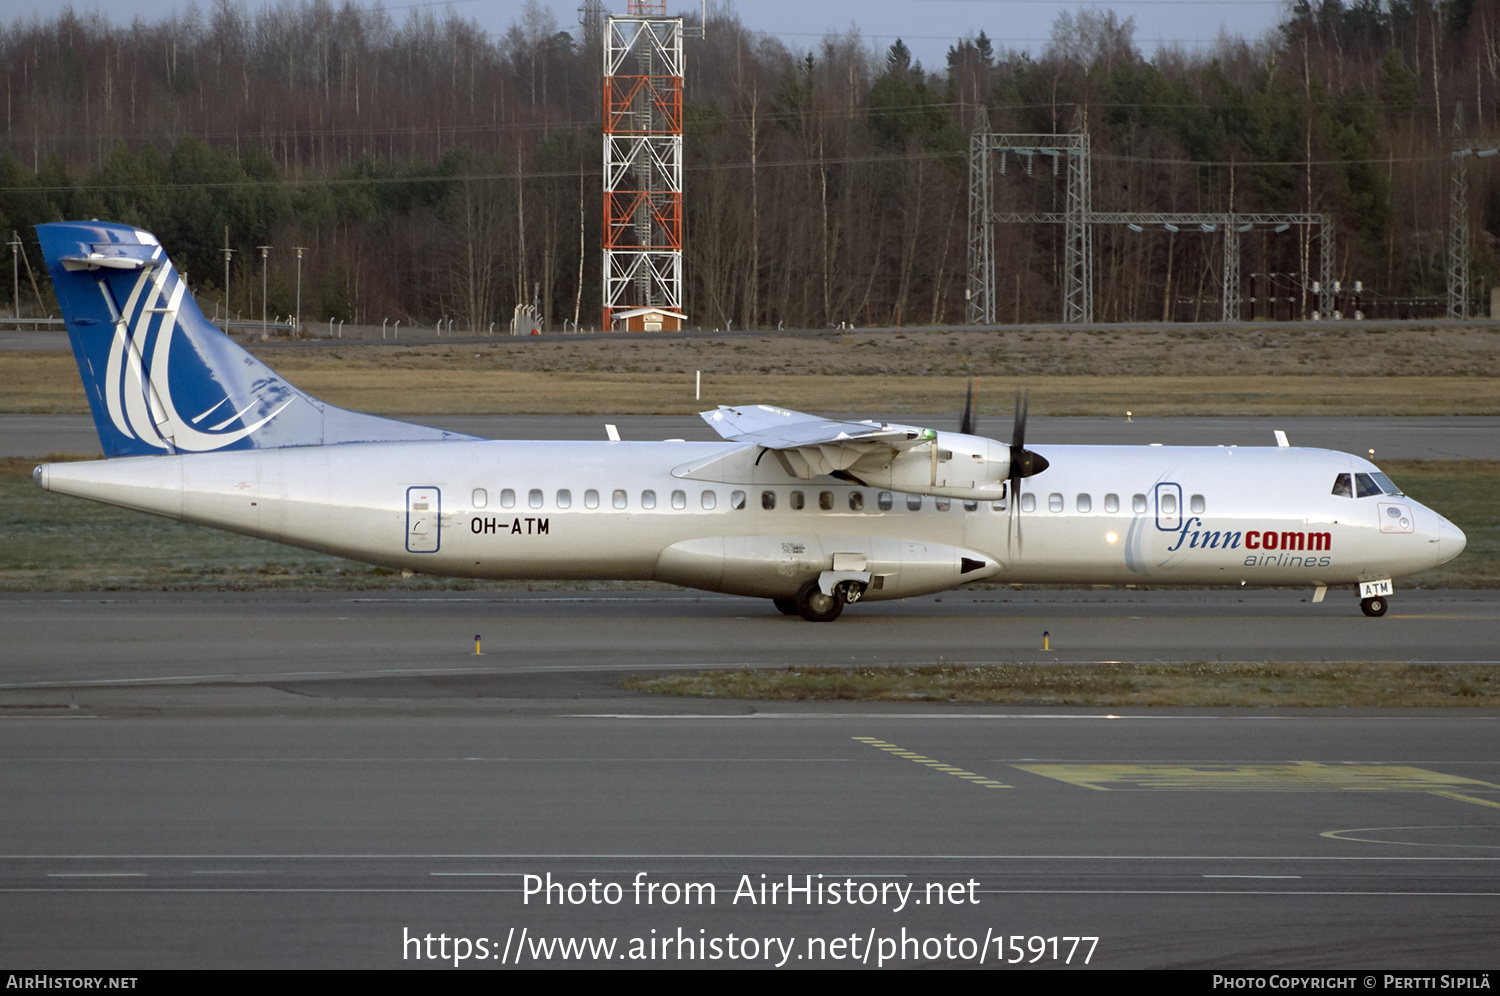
[[1005, 389, 1051, 557], [1007, 390, 1050, 479], [959, 377, 977, 436]]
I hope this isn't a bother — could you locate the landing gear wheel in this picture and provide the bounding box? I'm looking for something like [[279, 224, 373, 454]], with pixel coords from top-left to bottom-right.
[[795, 580, 845, 622], [1360, 596, 1388, 617], [772, 598, 799, 616]]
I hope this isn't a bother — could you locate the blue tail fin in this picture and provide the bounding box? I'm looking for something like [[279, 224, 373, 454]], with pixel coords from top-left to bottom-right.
[[38, 221, 477, 457]]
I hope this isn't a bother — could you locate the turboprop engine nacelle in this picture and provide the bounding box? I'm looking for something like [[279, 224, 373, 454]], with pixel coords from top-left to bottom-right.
[[853, 431, 1012, 501]]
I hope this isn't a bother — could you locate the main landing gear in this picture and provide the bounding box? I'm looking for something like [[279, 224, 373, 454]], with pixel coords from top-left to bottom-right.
[[1359, 596, 1388, 617], [794, 580, 845, 622], [780, 577, 870, 622]]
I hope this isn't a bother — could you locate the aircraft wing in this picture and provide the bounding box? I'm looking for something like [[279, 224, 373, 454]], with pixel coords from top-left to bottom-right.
[[700, 404, 930, 478]]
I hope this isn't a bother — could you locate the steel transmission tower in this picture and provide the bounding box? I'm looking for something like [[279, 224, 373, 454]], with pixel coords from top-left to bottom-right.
[[577, 0, 606, 52], [968, 113, 1335, 323], [602, 1, 684, 329], [966, 114, 1093, 324]]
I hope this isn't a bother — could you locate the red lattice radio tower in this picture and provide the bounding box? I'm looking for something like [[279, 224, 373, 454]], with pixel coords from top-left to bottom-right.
[[602, 2, 683, 328]]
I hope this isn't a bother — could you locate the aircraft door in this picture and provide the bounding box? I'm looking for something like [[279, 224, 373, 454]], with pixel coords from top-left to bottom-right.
[[1155, 482, 1181, 532], [406, 486, 441, 553]]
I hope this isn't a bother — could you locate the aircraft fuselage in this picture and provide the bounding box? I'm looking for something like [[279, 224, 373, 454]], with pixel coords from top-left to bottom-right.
[[36, 438, 1464, 601]]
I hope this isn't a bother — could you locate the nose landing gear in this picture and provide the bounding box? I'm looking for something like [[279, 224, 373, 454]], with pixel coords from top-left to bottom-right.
[[1358, 579, 1393, 617]]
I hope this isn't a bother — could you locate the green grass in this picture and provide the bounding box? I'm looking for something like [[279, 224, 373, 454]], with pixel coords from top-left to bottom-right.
[[622, 662, 1500, 707]]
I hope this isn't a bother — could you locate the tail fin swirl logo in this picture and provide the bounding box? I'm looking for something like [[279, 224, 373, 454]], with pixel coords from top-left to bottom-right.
[[95, 241, 291, 453]]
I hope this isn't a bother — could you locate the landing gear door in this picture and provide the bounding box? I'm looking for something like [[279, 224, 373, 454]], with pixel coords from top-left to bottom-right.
[[406, 486, 441, 553], [1154, 482, 1181, 532]]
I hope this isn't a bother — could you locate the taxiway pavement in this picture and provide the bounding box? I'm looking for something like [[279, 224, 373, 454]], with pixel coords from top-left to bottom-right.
[[1, 590, 1497, 968]]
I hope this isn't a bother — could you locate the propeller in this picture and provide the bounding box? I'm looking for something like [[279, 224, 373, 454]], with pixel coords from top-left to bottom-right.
[[1006, 390, 1049, 555], [959, 377, 977, 436]]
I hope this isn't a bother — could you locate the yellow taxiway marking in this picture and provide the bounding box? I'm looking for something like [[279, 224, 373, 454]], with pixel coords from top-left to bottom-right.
[[853, 737, 1011, 788], [1011, 763, 1500, 805]]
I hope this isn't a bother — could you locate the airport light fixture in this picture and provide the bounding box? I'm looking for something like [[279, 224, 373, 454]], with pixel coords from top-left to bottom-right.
[[257, 245, 272, 337], [294, 247, 308, 335]]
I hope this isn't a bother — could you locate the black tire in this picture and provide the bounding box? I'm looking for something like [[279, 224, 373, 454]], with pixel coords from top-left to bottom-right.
[[1360, 596, 1388, 617], [772, 598, 799, 616], [795, 580, 844, 622]]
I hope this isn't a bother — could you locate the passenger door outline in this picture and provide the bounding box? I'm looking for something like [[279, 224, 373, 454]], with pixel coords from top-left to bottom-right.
[[406, 486, 441, 553], [1155, 482, 1182, 532]]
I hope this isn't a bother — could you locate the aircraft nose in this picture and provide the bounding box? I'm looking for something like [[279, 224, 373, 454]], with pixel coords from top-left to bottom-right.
[[1437, 515, 1467, 565]]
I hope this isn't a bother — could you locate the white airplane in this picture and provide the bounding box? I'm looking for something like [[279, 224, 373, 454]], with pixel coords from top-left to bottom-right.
[[34, 221, 1465, 620]]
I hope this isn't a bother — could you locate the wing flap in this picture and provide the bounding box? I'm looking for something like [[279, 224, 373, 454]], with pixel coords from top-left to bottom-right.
[[701, 404, 933, 480]]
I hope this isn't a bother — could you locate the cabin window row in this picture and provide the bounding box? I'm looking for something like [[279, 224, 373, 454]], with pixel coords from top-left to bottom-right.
[[1035, 492, 1206, 514], [470, 488, 747, 511], [469, 487, 1207, 516]]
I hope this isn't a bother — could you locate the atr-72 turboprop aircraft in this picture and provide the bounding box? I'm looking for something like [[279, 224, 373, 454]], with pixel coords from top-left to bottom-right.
[[34, 221, 1465, 620]]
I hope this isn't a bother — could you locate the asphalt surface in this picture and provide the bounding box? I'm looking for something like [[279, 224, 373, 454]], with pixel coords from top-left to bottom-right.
[[1, 590, 1497, 692], [1, 589, 1498, 969], [8, 413, 1500, 459], [4, 402, 1498, 970]]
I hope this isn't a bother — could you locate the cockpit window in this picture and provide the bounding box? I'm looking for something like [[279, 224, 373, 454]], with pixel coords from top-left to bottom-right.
[[1355, 472, 1383, 498], [1335, 470, 1403, 499]]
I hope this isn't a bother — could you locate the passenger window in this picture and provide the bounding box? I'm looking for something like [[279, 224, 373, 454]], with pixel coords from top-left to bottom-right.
[[528, 489, 543, 509], [1132, 494, 1147, 513], [790, 490, 805, 510], [935, 498, 951, 511], [612, 489, 627, 509], [1104, 493, 1119, 513], [501, 488, 516, 509], [731, 490, 746, 510], [819, 491, 834, 511], [1355, 473, 1382, 498], [642, 490, 656, 509], [701, 490, 716, 509], [991, 499, 1006, 512], [671, 490, 686, 509], [472, 488, 487, 509], [1190, 494, 1205, 514], [1161, 493, 1177, 515], [878, 491, 893, 511], [962, 500, 977, 511], [761, 490, 776, 510], [850, 491, 864, 511], [1048, 493, 1064, 512], [1021, 493, 1036, 512], [556, 489, 571, 509], [1077, 494, 1091, 513], [907, 494, 922, 511], [584, 489, 599, 509]]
